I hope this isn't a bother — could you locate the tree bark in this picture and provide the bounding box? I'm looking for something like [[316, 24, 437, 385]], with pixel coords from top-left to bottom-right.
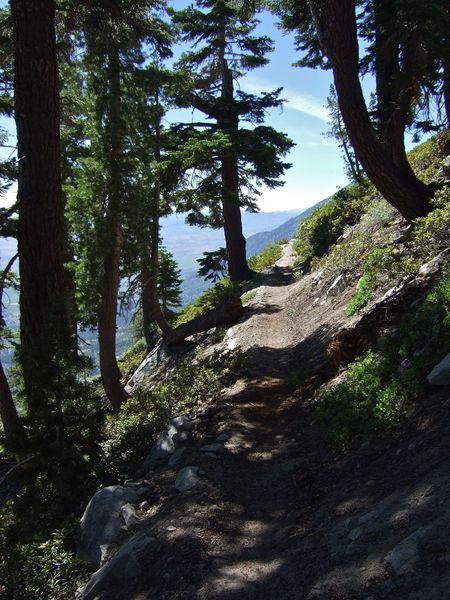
[[97, 48, 127, 411], [165, 295, 246, 346], [141, 98, 172, 347], [218, 33, 253, 281], [11, 0, 72, 415], [309, 0, 433, 221]]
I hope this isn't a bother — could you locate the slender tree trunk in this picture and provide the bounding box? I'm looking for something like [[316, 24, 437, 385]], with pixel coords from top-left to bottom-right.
[[11, 0, 72, 416], [98, 48, 127, 411], [140, 97, 172, 347], [219, 35, 253, 281], [309, 0, 433, 221]]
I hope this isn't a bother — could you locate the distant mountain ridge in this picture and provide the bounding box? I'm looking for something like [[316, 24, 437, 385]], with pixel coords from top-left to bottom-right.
[[246, 196, 331, 258]]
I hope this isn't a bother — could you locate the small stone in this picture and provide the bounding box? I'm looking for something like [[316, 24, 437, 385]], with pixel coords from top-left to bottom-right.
[[139, 501, 150, 512], [166, 525, 177, 532], [358, 509, 379, 526], [121, 503, 140, 529], [348, 526, 363, 541], [200, 443, 224, 453], [384, 529, 427, 575], [427, 353, 450, 386], [170, 416, 194, 432], [168, 447, 185, 468], [175, 466, 199, 492]]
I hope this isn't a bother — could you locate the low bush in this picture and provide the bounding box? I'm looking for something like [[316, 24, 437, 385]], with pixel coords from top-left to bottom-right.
[[101, 350, 244, 478], [318, 269, 450, 449], [248, 240, 283, 272], [293, 184, 368, 271]]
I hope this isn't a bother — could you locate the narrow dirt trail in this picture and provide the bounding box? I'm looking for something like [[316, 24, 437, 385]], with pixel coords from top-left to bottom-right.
[[101, 243, 450, 600]]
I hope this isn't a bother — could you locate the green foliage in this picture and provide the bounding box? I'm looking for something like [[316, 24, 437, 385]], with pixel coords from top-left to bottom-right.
[[118, 338, 147, 378], [248, 240, 283, 272], [241, 290, 257, 305], [293, 185, 368, 271], [318, 269, 450, 449], [0, 524, 85, 600], [407, 132, 448, 183], [101, 351, 243, 477], [317, 351, 406, 449], [175, 277, 243, 325], [410, 187, 450, 260]]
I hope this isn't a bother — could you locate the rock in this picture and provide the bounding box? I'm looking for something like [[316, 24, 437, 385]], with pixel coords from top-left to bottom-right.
[[216, 432, 229, 442], [173, 430, 192, 448], [77, 486, 143, 568], [125, 342, 170, 391], [442, 398, 450, 409], [121, 503, 141, 529], [200, 443, 224, 453], [139, 501, 150, 512], [327, 274, 347, 297], [169, 416, 194, 432], [427, 353, 450, 386], [82, 535, 160, 600], [384, 528, 427, 575], [348, 526, 363, 541], [168, 447, 186, 468], [175, 466, 199, 492], [419, 248, 450, 277], [358, 509, 379, 526]]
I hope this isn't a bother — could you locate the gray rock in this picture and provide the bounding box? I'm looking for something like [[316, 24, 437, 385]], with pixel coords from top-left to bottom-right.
[[327, 274, 347, 297], [427, 353, 450, 386], [384, 529, 427, 575], [82, 535, 160, 600], [358, 509, 379, 526], [168, 447, 186, 468], [173, 430, 192, 448], [419, 248, 450, 277], [121, 503, 141, 529], [200, 443, 224, 453], [169, 416, 194, 432], [78, 486, 140, 568], [125, 342, 170, 391], [348, 526, 363, 541], [175, 466, 199, 492]]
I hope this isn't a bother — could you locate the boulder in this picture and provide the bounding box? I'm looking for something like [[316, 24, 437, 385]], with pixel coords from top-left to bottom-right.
[[82, 535, 160, 600], [139, 416, 194, 473], [384, 527, 429, 575], [326, 274, 347, 297], [78, 485, 145, 568], [175, 466, 199, 492], [427, 353, 450, 386]]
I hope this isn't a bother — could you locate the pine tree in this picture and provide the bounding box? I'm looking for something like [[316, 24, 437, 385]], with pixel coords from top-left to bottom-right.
[[276, 0, 450, 221], [173, 0, 293, 281], [158, 247, 183, 320]]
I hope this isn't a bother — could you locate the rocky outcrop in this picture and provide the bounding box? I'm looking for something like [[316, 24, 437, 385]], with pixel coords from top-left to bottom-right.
[[77, 485, 147, 568], [427, 353, 450, 386], [82, 535, 161, 600]]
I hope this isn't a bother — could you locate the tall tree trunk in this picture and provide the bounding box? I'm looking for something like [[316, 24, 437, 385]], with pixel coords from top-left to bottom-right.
[[98, 48, 127, 411], [309, 0, 432, 221], [219, 35, 253, 282], [11, 0, 72, 416], [443, 62, 450, 127], [141, 98, 171, 347]]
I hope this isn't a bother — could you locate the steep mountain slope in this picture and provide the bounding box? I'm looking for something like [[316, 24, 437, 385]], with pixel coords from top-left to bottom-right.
[[246, 196, 330, 258], [79, 226, 450, 599]]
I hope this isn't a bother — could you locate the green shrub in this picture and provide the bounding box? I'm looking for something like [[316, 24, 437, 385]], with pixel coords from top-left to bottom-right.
[[101, 351, 243, 477], [410, 187, 450, 260], [318, 269, 450, 449], [293, 184, 368, 271], [118, 337, 147, 378], [175, 277, 243, 325], [248, 241, 283, 272], [0, 522, 85, 600]]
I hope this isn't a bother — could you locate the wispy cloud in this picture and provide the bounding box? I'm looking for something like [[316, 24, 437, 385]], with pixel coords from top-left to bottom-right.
[[241, 76, 329, 123]]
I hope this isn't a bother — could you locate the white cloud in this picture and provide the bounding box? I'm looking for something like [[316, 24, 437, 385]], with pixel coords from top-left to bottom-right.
[[256, 184, 339, 213], [241, 75, 329, 123]]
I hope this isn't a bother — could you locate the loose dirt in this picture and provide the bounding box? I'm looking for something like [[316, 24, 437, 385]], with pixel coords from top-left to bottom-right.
[[99, 243, 450, 600]]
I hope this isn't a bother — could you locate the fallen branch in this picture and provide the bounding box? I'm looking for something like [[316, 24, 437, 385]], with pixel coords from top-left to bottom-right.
[[0, 455, 35, 487]]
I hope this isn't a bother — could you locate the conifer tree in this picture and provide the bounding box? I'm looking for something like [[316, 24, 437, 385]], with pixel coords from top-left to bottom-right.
[[173, 0, 293, 281]]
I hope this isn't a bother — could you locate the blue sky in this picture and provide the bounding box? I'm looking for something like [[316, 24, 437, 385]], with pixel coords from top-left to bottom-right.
[[0, 1, 378, 213]]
